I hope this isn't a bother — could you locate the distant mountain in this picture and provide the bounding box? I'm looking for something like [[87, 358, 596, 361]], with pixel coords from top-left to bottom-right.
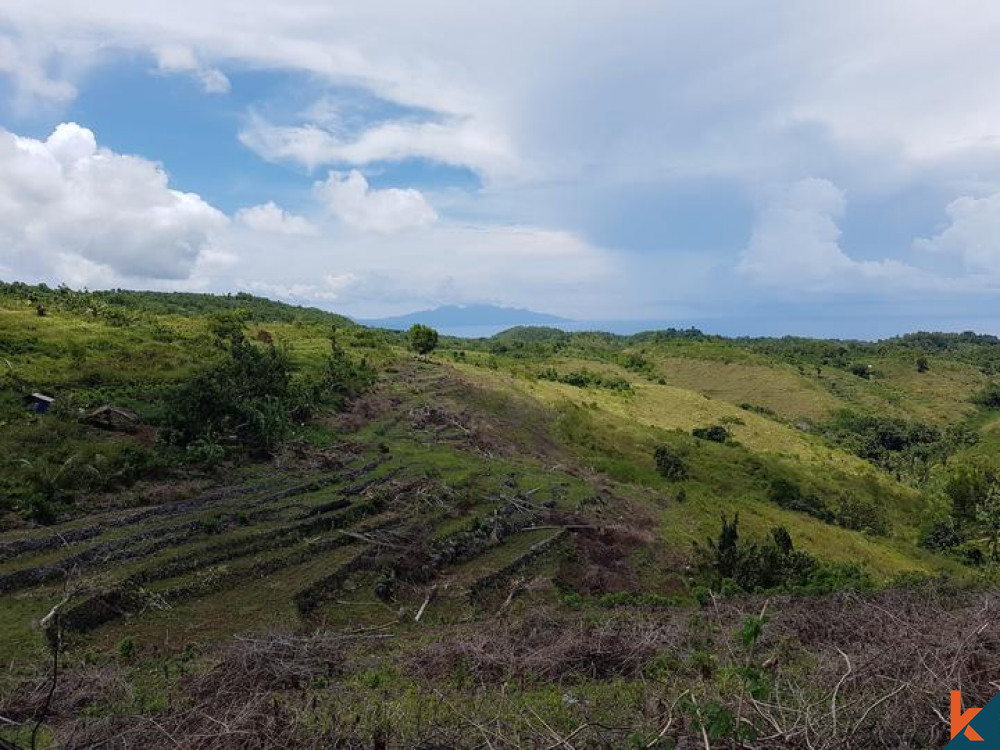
[[358, 304, 572, 337]]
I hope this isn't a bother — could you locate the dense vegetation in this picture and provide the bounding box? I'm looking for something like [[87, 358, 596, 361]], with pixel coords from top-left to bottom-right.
[[3, 281, 1000, 748]]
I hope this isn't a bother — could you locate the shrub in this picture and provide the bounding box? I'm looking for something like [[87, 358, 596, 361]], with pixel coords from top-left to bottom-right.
[[944, 464, 996, 519], [619, 352, 651, 372], [833, 494, 889, 536], [407, 324, 439, 355], [117, 637, 136, 660], [975, 383, 1000, 408], [767, 477, 831, 521], [918, 516, 964, 552], [849, 363, 872, 379], [318, 328, 377, 408], [653, 445, 688, 480], [739, 402, 777, 417], [21, 495, 57, 525], [539, 368, 632, 392], [692, 425, 729, 443], [822, 410, 965, 480], [163, 329, 300, 454], [694, 515, 822, 593]]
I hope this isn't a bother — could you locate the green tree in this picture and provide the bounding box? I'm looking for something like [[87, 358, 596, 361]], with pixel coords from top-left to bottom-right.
[[407, 324, 439, 355]]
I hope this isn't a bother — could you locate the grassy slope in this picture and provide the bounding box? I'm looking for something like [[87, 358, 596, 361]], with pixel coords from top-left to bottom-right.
[[1, 288, 996, 747], [454, 364, 949, 577]]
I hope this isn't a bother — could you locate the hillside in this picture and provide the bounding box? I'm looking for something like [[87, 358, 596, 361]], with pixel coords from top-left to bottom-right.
[[2, 283, 1000, 748]]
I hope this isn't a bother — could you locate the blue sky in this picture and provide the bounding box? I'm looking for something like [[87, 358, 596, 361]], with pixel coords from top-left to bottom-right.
[[1, 2, 1000, 337]]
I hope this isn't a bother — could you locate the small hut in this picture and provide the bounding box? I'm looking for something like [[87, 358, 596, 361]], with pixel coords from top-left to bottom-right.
[[84, 405, 140, 431], [24, 393, 55, 414]]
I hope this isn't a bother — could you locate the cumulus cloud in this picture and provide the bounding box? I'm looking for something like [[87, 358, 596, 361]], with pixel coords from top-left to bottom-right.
[[154, 44, 230, 94], [314, 170, 437, 234], [0, 121, 615, 318], [738, 179, 924, 290], [914, 193, 1000, 273], [235, 202, 317, 236], [0, 122, 227, 282]]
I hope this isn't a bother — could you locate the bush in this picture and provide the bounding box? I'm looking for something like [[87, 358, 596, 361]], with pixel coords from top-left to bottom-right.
[[822, 410, 971, 480], [849, 363, 872, 379], [692, 425, 729, 443], [539, 367, 632, 392], [833, 494, 889, 535], [164, 325, 374, 457], [694, 515, 822, 593], [975, 383, 1000, 408], [944, 464, 996, 519], [653, 445, 688, 480], [739, 402, 777, 417], [767, 477, 832, 522], [318, 328, 377, 408], [21, 495, 57, 525], [163, 335, 297, 454], [619, 352, 651, 372], [408, 324, 439, 355], [918, 516, 964, 552]]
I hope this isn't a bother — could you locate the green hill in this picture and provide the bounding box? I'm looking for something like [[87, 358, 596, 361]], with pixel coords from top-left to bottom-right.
[[1, 282, 998, 748]]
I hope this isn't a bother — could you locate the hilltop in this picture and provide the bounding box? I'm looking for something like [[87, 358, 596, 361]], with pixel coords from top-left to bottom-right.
[[2, 282, 999, 748]]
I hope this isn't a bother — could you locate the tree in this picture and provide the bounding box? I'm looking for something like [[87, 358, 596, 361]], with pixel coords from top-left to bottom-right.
[[407, 324, 439, 355]]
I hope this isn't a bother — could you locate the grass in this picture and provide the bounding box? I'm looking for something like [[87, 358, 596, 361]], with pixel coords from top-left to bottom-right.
[[648, 354, 839, 421], [4, 283, 1000, 747]]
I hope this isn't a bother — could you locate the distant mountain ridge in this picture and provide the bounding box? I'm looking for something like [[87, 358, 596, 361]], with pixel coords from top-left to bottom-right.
[[358, 304, 572, 335]]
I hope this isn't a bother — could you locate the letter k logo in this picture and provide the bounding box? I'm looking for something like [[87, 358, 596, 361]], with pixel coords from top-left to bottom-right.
[[953, 691, 984, 741]]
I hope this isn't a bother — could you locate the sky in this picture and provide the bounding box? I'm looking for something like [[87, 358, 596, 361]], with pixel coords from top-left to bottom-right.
[[2, 1, 1000, 337]]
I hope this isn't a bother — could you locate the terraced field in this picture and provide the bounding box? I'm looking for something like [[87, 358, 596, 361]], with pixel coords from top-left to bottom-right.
[[0, 363, 609, 677], [2, 358, 954, 676]]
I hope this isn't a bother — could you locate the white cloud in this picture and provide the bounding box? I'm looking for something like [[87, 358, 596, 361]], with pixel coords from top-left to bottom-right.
[[6, 2, 1000, 180], [11, 4, 1000, 321], [235, 201, 317, 236], [914, 193, 1000, 274], [0, 121, 616, 318], [0, 35, 76, 105], [239, 115, 518, 179], [7, 2, 1000, 190], [314, 170, 437, 234], [738, 179, 927, 291], [221, 221, 614, 317], [0, 122, 227, 282], [154, 44, 230, 94]]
